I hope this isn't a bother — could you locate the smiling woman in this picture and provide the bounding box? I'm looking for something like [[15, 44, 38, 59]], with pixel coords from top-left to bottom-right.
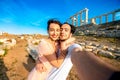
[[27, 19, 63, 80]]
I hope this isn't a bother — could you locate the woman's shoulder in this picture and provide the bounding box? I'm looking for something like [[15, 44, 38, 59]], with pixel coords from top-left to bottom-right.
[[39, 38, 50, 45], [41, 38, 50, 43]]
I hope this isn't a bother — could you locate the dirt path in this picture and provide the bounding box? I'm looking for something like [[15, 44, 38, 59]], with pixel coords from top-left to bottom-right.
[[1, 36, 120, 80], [3, 39, 35, 80]]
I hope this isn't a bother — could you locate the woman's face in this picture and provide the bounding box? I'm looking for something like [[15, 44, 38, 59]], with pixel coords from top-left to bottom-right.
[[48, 23, 60, 41]]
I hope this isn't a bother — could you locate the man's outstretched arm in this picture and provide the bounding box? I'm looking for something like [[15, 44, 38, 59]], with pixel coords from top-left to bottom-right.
[[71, 48, 119, 80]]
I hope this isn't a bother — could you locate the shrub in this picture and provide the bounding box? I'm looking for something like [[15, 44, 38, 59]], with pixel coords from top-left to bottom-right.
[[3, 48, 8, 56], [0, 42, 3, 45]]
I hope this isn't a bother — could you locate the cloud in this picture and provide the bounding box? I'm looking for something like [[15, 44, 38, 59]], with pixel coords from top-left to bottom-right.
[[31, 21, 41, 26], [0, 18, 12, 23]]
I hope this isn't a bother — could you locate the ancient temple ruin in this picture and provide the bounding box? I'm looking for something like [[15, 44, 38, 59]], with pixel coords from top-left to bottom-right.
[[67, 8, 120, 37]]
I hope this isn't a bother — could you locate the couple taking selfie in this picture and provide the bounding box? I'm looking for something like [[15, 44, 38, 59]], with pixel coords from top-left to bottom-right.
[[28, 19, 120, 80], [27, 19, 82, 80]]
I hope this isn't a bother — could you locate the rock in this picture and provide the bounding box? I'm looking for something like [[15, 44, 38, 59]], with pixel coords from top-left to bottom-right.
[[27, 45, 38, 60], [85, 45, 96, 49], [98, 50, 115, 58], [0, 49, 5, 56]]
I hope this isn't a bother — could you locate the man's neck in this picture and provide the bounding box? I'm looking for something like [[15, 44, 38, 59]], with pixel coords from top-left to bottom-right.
[[60, 40, 66, 42]]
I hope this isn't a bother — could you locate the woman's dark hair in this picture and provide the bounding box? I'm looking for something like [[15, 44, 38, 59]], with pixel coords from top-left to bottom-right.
[[63, 22, 76, 34], [47, 19, 62, 31]]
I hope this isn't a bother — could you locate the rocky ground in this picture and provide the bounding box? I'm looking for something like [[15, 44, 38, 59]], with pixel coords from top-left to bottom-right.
[[0, 35, 120, 80]]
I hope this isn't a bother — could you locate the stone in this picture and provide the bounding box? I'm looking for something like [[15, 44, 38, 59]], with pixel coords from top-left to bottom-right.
[[0, 50, 5, 56]]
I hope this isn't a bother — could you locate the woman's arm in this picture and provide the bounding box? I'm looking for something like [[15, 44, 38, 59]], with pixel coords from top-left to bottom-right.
[[51, 37, 76, 68], [36, 37, 75, 68], [35, 57, 47, 72], [60, 37, 75, 52], [35, 39, 53, 71]]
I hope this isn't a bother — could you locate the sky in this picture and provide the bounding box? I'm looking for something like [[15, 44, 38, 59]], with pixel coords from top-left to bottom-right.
[[0, 0, 120, 35]]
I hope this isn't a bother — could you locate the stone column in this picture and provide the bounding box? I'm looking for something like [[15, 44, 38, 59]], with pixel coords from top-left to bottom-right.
[[99, 16, 102, 24], [85, 8, 89, 24], [71, 16, 74, 25], [105, 15, 108, 23], [73, 17, 77, 26], [75, 15, 78, 27], [112, 13, 116, 21], [80, 13, 82, 26]]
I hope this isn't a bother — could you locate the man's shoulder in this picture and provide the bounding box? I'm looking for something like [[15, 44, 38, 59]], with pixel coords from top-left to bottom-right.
[[71, 43, 81, 47], [68, 43, 82, 51]]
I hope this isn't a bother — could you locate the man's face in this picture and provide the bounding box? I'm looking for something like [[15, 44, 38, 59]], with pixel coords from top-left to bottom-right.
[[60, 24, 72, 41], [48, 23, 60, 41]]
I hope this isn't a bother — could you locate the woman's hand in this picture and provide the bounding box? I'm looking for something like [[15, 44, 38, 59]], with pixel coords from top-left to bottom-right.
[[35, 58, 47, 73], [60, 37, 75, 51]]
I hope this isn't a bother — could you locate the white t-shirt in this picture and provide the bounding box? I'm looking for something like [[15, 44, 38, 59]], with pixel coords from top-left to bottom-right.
[[46, 44, 82, 80]]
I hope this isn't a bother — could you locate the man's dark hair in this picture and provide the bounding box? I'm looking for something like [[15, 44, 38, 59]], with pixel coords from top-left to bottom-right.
[[47, 19, 62, 31], [63, 22, 76, 34]]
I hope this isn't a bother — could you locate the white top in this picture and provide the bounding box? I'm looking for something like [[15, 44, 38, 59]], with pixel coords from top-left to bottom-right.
[[46, 44, 82, 80]]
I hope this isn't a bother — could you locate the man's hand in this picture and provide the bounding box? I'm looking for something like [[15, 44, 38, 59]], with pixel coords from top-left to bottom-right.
[[35, 58, 47, 73]]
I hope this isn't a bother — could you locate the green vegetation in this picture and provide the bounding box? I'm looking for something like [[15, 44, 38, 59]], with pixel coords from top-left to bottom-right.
[[0, 42, 3, 45], [34, 42, 39, 45], [3, 48, 8, 56]]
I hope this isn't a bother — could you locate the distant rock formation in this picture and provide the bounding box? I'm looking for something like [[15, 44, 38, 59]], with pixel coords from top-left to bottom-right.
[[75, 20, 120, 37]]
